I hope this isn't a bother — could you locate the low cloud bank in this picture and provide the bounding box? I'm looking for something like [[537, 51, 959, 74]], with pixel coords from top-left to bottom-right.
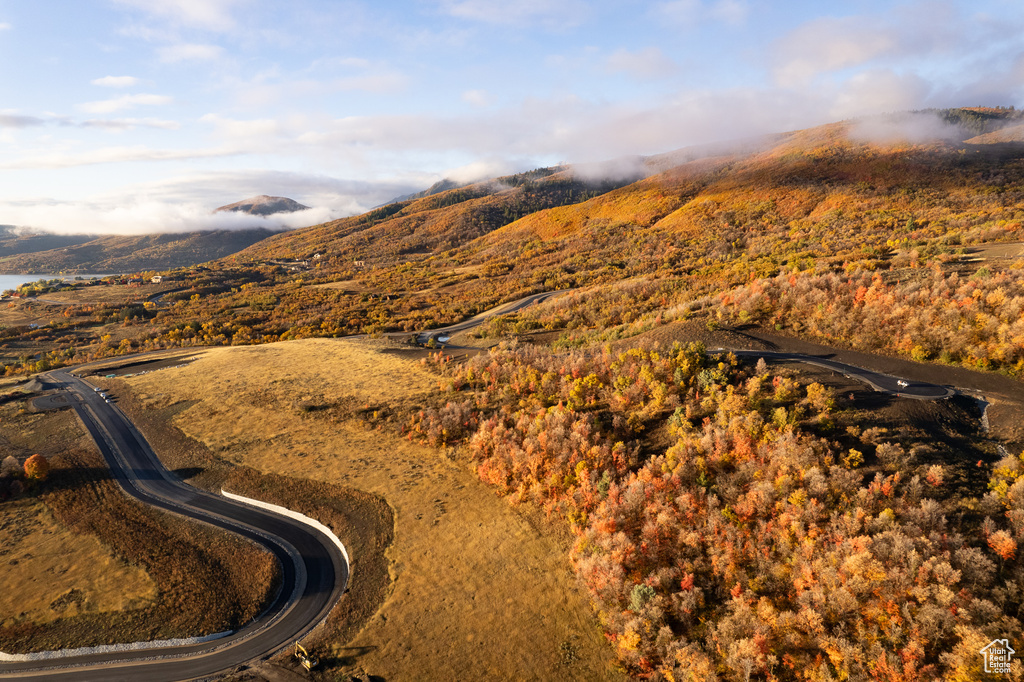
[[0, 170, 423, 236], [849, 110, 976, 144], [0, 200, 338, 236]]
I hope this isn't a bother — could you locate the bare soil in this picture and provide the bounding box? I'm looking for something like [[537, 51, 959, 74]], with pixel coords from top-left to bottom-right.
[[963, 240, 1024, 262], [0, 405, 154, 636]]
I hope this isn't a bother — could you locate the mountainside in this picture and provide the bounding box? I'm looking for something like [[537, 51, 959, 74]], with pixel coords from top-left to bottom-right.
[[0, 229, 277, 274], [235, 108, 1024, 296], [233, 166, 637, 265], [202, 107, 1024, 366], [0, 227, 98, 257], [381, 177, 468, 206], [214, 195, 309, 215]]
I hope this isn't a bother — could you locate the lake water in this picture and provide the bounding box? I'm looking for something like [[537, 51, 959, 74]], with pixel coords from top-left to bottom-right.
[[0, 274, 115, 292]]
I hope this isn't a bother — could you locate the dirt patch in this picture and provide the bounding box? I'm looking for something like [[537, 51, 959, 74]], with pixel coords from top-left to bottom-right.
[[78, 351, 204, 378], [309, 280, 368, 293], [616, 318, 776, 354], [27, 283, 166, 306], [963, 241, 1024, 262], [120, 338, 624, 681]]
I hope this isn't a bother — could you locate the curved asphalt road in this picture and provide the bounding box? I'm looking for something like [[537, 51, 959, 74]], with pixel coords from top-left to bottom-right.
[[387, 286, 950, 401], [714, 349, 955, 400], [0, 371, 348, 682], [403, 289, 569, 345]]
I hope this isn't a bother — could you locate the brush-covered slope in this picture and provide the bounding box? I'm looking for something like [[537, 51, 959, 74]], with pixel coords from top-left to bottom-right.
[[450, 112, 1024, 290], [233, 167, 640, 265], [40, 107, 1020, 357], [0, 229, 277, 274], [238, 108, 1024, 294]]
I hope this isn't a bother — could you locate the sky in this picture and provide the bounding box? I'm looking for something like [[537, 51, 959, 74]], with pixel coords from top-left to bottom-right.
[[1, 0, 1023, 235]]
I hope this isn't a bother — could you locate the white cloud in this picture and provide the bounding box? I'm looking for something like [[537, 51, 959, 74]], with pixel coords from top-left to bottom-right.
[[0, 113, 45, 128], [707, 0, 748, 25], [849, 110, 976, 146], [653, 0, 700, 26], [229, 59, 407, 108], [831, 70, 932, 120], [772, 16, 897, 87], [131, 169, 419, 215], [444, 158, 521, 183], [0, 170, 421, 235], [113, 0, 245, 32], [80, 118, 182, 131], [331, 71, 407, 93], [439, 0, 588, 28], [606, 47, 678, 79], [157, 43, 224, 63], [461, 89, 493, 107], [0, 145, 237, 170], [91, 75, 141, 88], [654, 0, 748, 27], [200, 113, 290, 141], [0, 22, 11, 31], [0, 198, 315, 235], [78, 93, 173, 114]]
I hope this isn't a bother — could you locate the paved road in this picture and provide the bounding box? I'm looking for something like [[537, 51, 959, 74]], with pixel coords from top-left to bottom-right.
[[399, 289, 569, 345], [716, 349, 955, 400], [0, 372, 348, 682]]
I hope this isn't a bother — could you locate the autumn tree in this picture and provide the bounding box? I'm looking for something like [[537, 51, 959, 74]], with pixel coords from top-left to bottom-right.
[[24, 454, 49, 482]]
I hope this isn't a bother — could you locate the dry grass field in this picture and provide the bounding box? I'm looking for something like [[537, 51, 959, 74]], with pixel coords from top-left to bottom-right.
[[0, 406, 155, 637], [0, 497, 158, 630], [119, 338, 623, 681]]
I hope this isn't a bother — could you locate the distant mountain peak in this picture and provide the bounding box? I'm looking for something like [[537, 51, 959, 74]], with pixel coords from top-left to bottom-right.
[[215, 195, 310, 216]]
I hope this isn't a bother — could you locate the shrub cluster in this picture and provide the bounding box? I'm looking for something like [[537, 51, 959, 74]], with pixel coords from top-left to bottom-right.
[[413, 342, 1024, 679]]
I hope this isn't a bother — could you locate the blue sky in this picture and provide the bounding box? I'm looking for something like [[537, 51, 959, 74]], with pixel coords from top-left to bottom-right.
[[1, 0, 1023, 234]]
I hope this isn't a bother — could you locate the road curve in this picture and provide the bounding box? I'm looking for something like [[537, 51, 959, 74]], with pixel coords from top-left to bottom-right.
[[0, 371, 348, 682], [714, 349, 955, 400], [403, 289, 569, 345]]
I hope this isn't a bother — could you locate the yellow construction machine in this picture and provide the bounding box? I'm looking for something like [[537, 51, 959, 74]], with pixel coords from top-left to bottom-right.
[[294, 641, 319, 671]]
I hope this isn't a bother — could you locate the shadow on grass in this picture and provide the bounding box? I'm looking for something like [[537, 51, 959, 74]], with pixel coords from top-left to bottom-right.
[[43, 466, 114, 492], [323, 644, 379, 670]]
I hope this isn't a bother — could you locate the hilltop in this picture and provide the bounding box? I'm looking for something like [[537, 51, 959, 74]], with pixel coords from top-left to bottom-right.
[[214, 195, 310, 216]]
